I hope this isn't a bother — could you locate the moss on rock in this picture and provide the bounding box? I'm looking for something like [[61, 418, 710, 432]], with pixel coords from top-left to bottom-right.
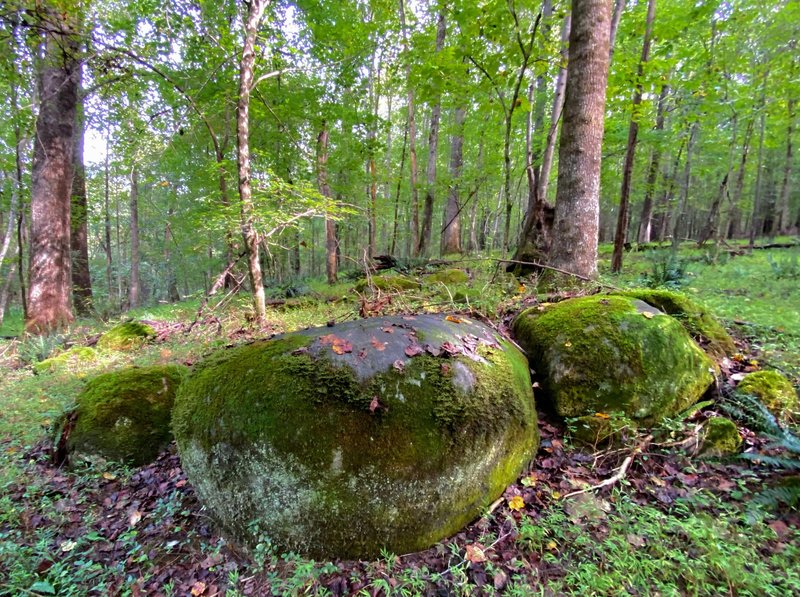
[[513, 295, 715, 426], [97, 321, 156, 351], [355, 274, 421, 293], [736, 370, 798, 423], [60, 365, 187, 466], [612, 289, 735, 359], [427, 269, 469, 285], [173, 314, 538, 559], [33, 346, 97, 374], [699, 417, 741, 457]]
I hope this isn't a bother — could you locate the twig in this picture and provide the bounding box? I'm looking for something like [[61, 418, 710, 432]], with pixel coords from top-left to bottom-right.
[[563, 435, 652, 499]]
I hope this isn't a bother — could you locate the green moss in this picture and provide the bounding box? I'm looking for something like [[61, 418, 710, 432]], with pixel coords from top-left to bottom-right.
[[354, 274, 421, 293], [97, 321, 156, 351], [173, 318, 538, 559], [570, 414, 635, 448], [736, 370, 798, 423], [613, 289, 735, 359], [427, 269, 469, 285], [513, 295, 715, 426], [65, 365, 187, 465], [699, 417, 741, 457], [33, 346, 97, 374]]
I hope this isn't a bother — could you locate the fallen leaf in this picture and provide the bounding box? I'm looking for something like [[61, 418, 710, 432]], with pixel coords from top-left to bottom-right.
[[440, 363, 451, 375], [190, 581, 207, 596], [332, 339, 353, 355], [627, 534, 646, 547], [60, 540, 77, 553], [465, 543, 487, 563], [393, 360, 405, 372], [521, 473, 537, 487], [493, 570, 508, 591], [369, 396, 381, 414], [594, 412, 610, 419], [404, 344, 423, 357], [370, 337, 386, 351], [517, 285, 526, 294], [382, 326, 394, 333], [129, 510, 142, 527], [445, 315, 463, 324], [440, 341, 461, 356], [642, 311, 655, 319], [102, 472, 117, 480], [546, 540, 558, 551], [507, 495, 525, 511]]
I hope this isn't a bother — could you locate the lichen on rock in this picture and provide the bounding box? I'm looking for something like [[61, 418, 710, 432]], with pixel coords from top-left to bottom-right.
[[33, 346, 97, 374], [513, 295, 715, 426], [699, 417, 741, 458], [735, 370, 798, 424], [97, 321, 156, 351], [172, 314, 538, 559], [55, 365, 187, 466], [611, 289, 735, 359]]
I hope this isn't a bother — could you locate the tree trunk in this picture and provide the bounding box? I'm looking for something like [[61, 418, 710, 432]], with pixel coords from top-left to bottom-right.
[[539, 12, 571, 204], [671, 123, 698, 253], [441, 106, 465, 255], [317, 123, 337, 284], [749, 72, 769, 249], [548, 0, 611, 280], [128, 165, 140, 309], [164, 209, 180, 302], [366, 54, 379, 260], [637, 83, 669, 243], [608, 0, 626, 62], [237, 0, 268, 324], [776, 95, 795, 234], [399, 0, 420, 256], [390, 111, 409, 255], [611, 0, 655, 273], [418, 11, 446, 256], [26, 9, 79, 334], [102, 137, 114, 307], [70, 68, 92, 316]]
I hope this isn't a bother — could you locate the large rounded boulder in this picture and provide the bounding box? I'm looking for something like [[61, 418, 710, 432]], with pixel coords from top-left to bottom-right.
[[55, 365, 187, 466], [173, 314, 538, 559], [513, 296, 715, 425]]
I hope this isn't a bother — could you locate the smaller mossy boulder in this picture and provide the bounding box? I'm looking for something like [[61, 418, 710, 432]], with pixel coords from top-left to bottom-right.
[[513, 295, 715, 426], [570, 414, 635, 448], [426, 268, 469, 285], [612, 289, 735, 359], [699, 417, 741, 458], [735, 370, 798, 423], [97, 321, 156, 351], [173, 314, 538, 559], [355, 274, 421, 293], [33, 346, 97, 374], [55, 365, 187, 466]]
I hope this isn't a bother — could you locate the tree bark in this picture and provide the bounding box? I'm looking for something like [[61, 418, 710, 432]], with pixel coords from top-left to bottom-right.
[[671, 123, 698, 253], [418, 11, 446, 256], [749, 72, 769, 249], [611, 0, 656, 272], [548, 0, 611, 280], [609, 0, 626, 62], [317, 123, 337, 284], [26, 9, 79, 334], [441, 106, 465, 255], [776, 95, 795, 234], [70, 66, 92, 316], [103, 137, 114, 307], [237, 0, 268, 323], [128, 165, 140, 309]]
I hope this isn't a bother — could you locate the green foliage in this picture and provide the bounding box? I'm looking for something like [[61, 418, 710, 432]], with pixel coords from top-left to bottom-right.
[[766, 253, 800, 280], [639, 251, 688, 289]]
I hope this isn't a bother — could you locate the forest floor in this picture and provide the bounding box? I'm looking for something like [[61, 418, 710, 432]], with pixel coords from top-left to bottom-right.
[[1, 241, 799, 596]]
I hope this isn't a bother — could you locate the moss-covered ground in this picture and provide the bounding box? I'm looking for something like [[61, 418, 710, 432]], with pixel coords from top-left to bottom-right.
[[1, 243, 799, 595]]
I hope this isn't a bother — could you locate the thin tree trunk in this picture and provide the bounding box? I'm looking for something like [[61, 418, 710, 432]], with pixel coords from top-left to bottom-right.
[[399, 0, 420, 256], [749, 72, 769, 249], [441, 106, 465, 255], [776, 95, 795, 234], [128, 165, 140, 309], [418, 11, 446, 256], [70, 66, 92, 315], [390, 113, 409, 255], [671, 123, 698, 254], [237, 0, 268, 323], [611, 0, 656, 272], [164, 209, 179, 302], [103, 137, 114, 307], [698, 114, 738, 246], [548, 0, 611, 279], [317, 123, 337, 284], [637, 83, 669, 243], [609, 0, 626, 62], [538, 12, 571, 205], [26, 8, 79, 334], [366, 54, 379, 259]]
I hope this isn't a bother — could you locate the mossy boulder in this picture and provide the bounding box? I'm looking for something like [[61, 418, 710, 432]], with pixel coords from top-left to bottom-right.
[[33, 346, 97, 374], [56, 365, 187, 466], [354, 274, 421, 293], [427, 268, 469, 285], [97, 321, 156, 351], [736, 370, 798, 423], [699, 417, 741, 458], [612, 289, 735, 359], [570, 414, 635, 448], [173, 314, 538, 559], [513, 295, 715, 426]]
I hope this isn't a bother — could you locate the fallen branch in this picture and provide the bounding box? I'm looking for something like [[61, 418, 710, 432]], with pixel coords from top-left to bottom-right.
[[562, 435, 652, 499], [187, 253, 246, 333]]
